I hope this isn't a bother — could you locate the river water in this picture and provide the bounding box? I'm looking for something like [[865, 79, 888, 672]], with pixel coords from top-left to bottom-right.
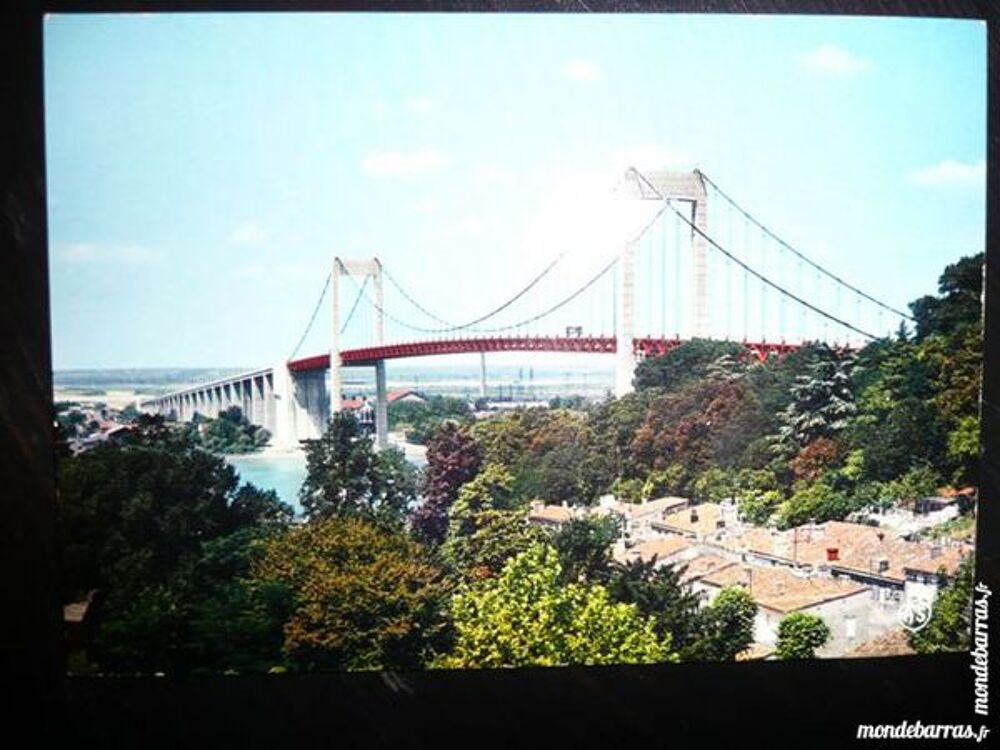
[[227, 451, 308, 515]]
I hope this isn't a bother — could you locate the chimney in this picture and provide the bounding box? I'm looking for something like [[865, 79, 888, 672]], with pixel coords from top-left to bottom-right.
[[930, 545, 942, 559], [877, 557, 890, 574], [826, 547, 839, 562], [690, 509, 699, 524]]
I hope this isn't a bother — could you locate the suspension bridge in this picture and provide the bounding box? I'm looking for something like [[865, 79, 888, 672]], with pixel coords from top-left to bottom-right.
[[142, 167, 910, 450]]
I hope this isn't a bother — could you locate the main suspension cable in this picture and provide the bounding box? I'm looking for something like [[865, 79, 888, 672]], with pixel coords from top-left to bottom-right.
[[288, 272, 331, 360], [632, 168, 877, 341], [697, 169, 913, 321]]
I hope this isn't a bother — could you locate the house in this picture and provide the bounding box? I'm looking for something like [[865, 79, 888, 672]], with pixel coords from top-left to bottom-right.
[[625, 536, 693, 568], [598, 495, 691, 543], [340, 396, 375, 425], [693, 563, 872, 657], [723, 521, 972, 608], [651, 502, 739, 541]]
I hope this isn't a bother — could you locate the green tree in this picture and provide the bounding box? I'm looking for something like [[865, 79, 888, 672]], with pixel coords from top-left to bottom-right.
[[684, 586, 757, 662], [551, 514, 622, 584], [439, 463, 545, 579], [909, 555, 975, 654], [775, 480, 854, 529], [691, 467, 736, 504], [634, 339, 746, 392], [641, 464, 687, 500], [883, 464, 942, 505], [947, 415, 980, 486], [778, 353, 856, 451], [91, 527, 292, 675], [440, 509, 547, 580], [737, 488, 783, 526], [447, 463, 520, 532], [389, 395, 471, 445], [604, 558, 704, 653], [775, 612, 831, 659], [251, 517, 449, 671], [909, 252, 983, 341], [847, 398, 949, 483], [436, 544, 676, 668], [299, 412, 417, 527], [586, 390, 653, 481], [199, 405, 270, 454]]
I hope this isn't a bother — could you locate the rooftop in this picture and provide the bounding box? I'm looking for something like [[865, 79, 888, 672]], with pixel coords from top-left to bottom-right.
[[654, 502, 728, 537], [601, 495, 689, 520], [628, 536, 692, 565], [845, 629, 916, 658], [725, 521, 972, 583], [701, 563, 868, 614], [679, 554, 738, 582]]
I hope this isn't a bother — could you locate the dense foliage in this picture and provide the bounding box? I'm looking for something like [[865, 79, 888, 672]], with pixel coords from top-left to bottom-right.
[[436, 544, 676, 668], [58, 415, 292, 673], [299, 412, 418, 527], [388, 395, 471, 444], [251, 517, 449, 670]]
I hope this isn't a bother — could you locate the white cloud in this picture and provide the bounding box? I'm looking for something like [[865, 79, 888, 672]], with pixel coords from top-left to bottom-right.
[[563, 58, 604, 82], [908, 158, 986, 188], [58, 242, 161, 264], [362, 148, 445, 178], [228, 221, 268, 246], [799, 44, 871, 75]]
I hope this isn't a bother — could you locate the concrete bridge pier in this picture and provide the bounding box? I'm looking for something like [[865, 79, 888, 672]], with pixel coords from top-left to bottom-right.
[[271, 362, 329, 449], [374, 359, 388, 450], [615, 236, 637, 397]]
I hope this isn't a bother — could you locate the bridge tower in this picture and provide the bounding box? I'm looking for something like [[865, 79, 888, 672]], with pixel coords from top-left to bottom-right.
[[331, 257, 388, 449], [616, 168, 708, 396]]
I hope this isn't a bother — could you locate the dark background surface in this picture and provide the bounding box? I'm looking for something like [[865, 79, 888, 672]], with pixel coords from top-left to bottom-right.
[[2, 2, 997, 746]]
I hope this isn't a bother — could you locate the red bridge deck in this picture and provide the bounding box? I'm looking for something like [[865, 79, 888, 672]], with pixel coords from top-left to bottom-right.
[[287, 336, 801, 372]]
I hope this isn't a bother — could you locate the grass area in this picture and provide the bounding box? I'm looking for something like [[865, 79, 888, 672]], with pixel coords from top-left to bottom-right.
[[921, 514, 976, 542]]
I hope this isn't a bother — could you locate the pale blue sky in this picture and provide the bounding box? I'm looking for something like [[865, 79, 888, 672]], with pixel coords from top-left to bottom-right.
[[44, 13, 986, 370]]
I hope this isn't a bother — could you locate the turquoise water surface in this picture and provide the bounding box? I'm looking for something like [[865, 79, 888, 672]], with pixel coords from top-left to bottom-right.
[[227, 452, 307, 515]]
